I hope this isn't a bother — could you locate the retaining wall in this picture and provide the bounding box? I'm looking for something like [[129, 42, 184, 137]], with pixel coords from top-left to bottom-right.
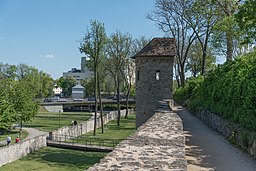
[[0, 134, 47, 167], [50, 109, 133, 141], [195, 107, 256, 158], [87, 101, 187, 171]]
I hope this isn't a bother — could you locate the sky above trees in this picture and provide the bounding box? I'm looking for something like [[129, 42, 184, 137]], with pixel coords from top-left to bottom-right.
[[0, 0, 164, 79]]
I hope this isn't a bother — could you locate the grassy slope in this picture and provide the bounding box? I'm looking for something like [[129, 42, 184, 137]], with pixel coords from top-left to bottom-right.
[[25, 112, 92, 132], [0, 113, 136, 171], [0, 147, 107, 171]]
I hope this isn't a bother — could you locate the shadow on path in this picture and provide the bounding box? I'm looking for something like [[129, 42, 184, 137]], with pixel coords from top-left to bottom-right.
[[172, 105, 256, 171]]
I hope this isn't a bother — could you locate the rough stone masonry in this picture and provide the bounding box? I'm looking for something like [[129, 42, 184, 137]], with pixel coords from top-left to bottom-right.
[[87, 101, 187, 171]]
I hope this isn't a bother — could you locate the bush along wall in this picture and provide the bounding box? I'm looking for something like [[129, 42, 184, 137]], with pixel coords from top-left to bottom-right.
[[174, 50, 256, 157]]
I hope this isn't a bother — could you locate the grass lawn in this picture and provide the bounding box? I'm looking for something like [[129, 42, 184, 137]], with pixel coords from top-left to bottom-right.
[[25, 112, 93, 132], [0, 129, 28, 146], [69, 113, 136, 147], [0, 114, 136, 171], [0, 146, 107, 171]]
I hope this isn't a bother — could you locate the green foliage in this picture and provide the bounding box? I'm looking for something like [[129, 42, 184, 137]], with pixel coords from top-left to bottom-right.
[[56, 76, 76, 97], [235, 0, 256, 44], [0, 79, 15, 130], [174, 50, 256, 131], [186, 41, 217, 76], [11, 80, 39, 126]]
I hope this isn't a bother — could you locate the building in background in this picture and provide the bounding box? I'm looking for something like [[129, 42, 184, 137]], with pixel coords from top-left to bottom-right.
[[63, 57, 92, 84], [72, 84, 85, 99], [53, 86, 62, 96]]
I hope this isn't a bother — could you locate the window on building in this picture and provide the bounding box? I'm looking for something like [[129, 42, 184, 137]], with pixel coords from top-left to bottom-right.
[[156, 70, 160, 80]]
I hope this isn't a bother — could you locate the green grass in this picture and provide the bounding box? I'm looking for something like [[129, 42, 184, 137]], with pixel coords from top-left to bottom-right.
[[0, 146, 107, 171], [25, 112, 93, 132], [0, 129, 29, 146], [69, 114, 136, 147]]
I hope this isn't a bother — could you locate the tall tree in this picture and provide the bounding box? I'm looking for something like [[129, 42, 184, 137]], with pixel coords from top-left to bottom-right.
[[182, 0, 218, 75], [122, 36, 149, 118], [11, 80, 39, 132], [0, 79, 15, 132], [186, 41, 216, 77], [148, 0, 197, 86], [212, 0, 240, 61], [235, 0, 256, 44], [79, 20, 107, 135], [106, 31, 132, 126]]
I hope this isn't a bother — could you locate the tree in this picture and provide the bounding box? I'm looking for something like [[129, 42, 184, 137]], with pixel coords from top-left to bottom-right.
[[11, 80, 39, 132], [106, 31, 132, 126], [212, 0, 240, 61], [57, 76, 76, 97], [148, 0, 197, 87], [0, 63, 17, 79], [182, 0, 218, 75], [186, 41, 216, 77], [122, 36, 149, 118], [0, 79, 15, 132], [79, 20, 107, 135], [235, 0, 256, 44]]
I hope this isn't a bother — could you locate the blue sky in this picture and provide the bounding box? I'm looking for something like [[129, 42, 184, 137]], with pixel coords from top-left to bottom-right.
[[0, 0, 164, 79]]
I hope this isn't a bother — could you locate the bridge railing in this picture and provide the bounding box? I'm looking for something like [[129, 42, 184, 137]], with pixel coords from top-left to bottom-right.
[[48, 134, 122, 149]]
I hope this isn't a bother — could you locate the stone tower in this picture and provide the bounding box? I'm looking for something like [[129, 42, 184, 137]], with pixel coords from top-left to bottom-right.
[[133, 38, 175, 128]]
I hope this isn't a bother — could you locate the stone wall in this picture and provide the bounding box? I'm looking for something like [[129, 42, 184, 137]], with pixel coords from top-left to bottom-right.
[[0, 134, 47, 167], [195, 107, 256, 158], [50, 109, 133, 141], [87, 101, 187, 171]]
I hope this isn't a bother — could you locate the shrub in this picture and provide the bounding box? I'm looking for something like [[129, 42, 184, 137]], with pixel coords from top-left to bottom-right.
[[174, 49, 256, 131]]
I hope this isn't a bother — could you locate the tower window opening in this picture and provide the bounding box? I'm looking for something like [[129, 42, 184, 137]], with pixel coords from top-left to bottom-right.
[[156, 70, 160, 80]]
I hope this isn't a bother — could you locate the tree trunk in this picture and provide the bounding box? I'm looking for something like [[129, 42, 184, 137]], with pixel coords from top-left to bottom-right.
[[125, 87, 130, 119], [179, 64, 185, 87], [93, 68, 97, 136], [97, 72, 104, 133], [226, 30, 233, 62], [116, 71, 121, 126]]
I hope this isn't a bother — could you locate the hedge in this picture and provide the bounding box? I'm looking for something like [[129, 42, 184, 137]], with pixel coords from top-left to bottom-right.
[[174, 49, 256, 131]]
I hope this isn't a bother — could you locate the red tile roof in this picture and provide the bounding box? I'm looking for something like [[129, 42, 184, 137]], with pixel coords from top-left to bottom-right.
[[133, 37, 175, 58]]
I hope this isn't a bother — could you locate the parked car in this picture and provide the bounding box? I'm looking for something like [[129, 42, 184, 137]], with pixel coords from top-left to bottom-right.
[[57, 98, 67, 102], [43, 99, 52, 102], [88, 97, 96, 101], [73, 98, 84, 101]]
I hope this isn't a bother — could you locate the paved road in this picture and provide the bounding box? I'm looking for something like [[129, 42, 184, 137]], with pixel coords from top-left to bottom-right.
[[21, 127, 48, 139], [172, 105, 256, 171]]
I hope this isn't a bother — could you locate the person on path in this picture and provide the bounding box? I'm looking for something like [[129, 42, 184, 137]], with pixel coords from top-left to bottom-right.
[[15, 136, 20, 143], [6, 136, 11, 145]]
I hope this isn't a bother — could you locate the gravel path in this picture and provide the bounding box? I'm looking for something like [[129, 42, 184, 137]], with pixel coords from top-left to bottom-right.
[[21, 127, 48, 139], [172, 105, 256, 171]]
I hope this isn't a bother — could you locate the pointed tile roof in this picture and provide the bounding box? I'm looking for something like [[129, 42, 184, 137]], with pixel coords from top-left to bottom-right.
[[132, 37, 176, 58]]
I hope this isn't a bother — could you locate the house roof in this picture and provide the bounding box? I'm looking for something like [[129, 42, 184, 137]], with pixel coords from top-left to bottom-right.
[[72, 84, 85, 89], [132, 37, 175, 58]]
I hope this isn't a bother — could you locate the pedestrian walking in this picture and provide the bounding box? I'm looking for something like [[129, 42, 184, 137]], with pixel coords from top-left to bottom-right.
[[74, 120, 77, 126], [6, 136, 11, 145]]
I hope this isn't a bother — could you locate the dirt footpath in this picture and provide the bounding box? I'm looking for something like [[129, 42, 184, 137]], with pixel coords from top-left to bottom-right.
[[172, 105, 256, 171]]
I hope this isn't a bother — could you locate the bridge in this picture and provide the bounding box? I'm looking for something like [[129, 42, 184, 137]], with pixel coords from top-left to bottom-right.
[[40, 98, 135, 112]]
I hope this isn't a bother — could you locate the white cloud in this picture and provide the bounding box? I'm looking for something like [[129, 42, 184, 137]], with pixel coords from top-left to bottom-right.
[[41, 54, 55, 59]]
